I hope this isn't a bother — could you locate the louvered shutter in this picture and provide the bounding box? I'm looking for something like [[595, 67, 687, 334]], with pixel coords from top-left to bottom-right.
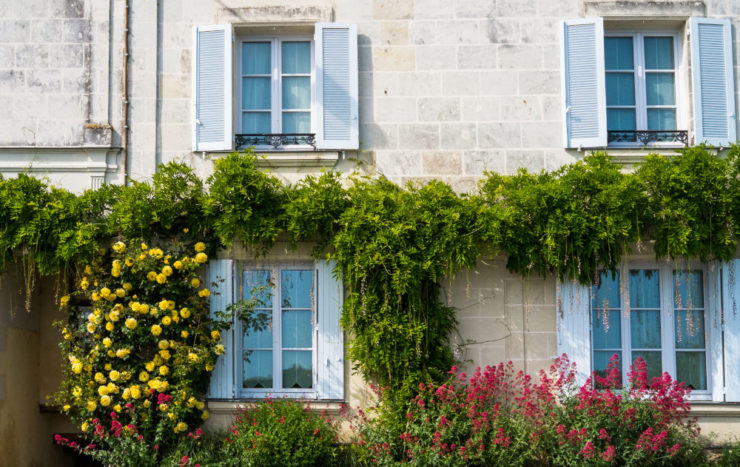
[[722, 260, 740, 401], [316, 259, 344, 400], [315, 23, 359, 150], [561, 18, 607, 149], [557, 280, 592, 386], [207, 260, 235, 399], [707, 261, 724, 401], [690, 18, 736, 147], [192, 25, 233, 152]]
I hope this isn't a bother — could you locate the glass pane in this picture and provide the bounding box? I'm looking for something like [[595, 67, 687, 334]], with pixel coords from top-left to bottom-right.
[[673, 270, 704, 308], [631, 351, 662, 382], [606, 73, 635, 106], [631, 310, 661, 348], [645, 73, 675, 106], [282, 77, 311, 109], [282, 310, 312, 348], [676, 351, 707, 390], [647, 109, 677, 131], [592, 309, 622, 349], [282, 350, 312, 389], [281, 270, 312, 309], [594, 351, 622, 387], [675, 310, 706, 349], [244, 316, 272, 349], [282, 42, 311, 74], [604, 37, 634, 70], [644, 37, 674, 70], [244, 270, 272, 306], [243, 350, 273, 388], [242, 42, 271, 74], [241, 112, 271, 134], [283, 112, 311, 133], [629, 270, 660, 308], [592, 270, 621, 310], [242, 77, 271, 110], [607, 109, 636, 132]]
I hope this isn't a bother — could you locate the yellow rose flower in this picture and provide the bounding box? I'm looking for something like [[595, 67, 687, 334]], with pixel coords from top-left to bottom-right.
[[60, 295, 70, 307], [183, 228, 189, 233], [141, 242, 148, 250], [100, 395, 112, 407], [107, 350, 115, 357], [84, 265, 93, 275], [205, 363, 214, 372], [116, 348, 130, 358], [168, 412, 176, 420], [98, 386, 109, 396], [116, 288, 126, 298], [190, 277, 201, 288], [104, 363, 112, 371], [162, 316, 172, 326], [109, 370, 120, 381], [103, 337, 112, 348], [143, 400, 151, 408], [156, 274, 167, 284], [72, 386, 82, 397], [125, 257, 134, 266], [157, 340, 169, 350], [139, 371, 150, 383], [113, 241, 126, 253], [196, 401, 205, 410], [179, 308, 191, 319], [211, 330, 221, 340], [145, 361, 155, 372], [195, 252, 208, 263], [151, 324, 162, 336], [159, 350, 171, 360], [159, 402, 169, 412], [176, 421, 188, 433], [86, 400, 97, 411], [162, 265, 173, 277], [198, 288, 210, 298], [109, 310, 120, 322], [181, 330, 189, 338], [122, 388, 131, 400], [130, 386, 141, 399], [86, 323, 97, 333], [81, 422, 89, 432], [100, 287, 111, 298], [215, 344, 225, 355], [114, 404, 122, 413], [188, 353, 198, 363], [139, 304, 150, 314], [147, 271, 157, 281], [72, 362, 83, 374], [195, 242, 206, 252], [138, 253, 146, 261], [173, 260, 183, 270], [125, 318, 137, 330], [80, 279, 89, 290], [106, 322, 115, 332]]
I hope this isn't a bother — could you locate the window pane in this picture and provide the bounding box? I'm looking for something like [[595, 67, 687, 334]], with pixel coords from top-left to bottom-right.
[[283, 112, 311, 133], [631, 351, 662, 381], [673, 270, 704, 308], [607, 109, 636, 132], [282, 42, 311, 74], [283, 350, 312, 389], [282, 310, 312, 348], [244, 270, 272, 307], [647, 109, 677, 131], [244, 316, 272, 349], [242, 77, 271, 110], [281, 270, 312, 309], [282, 77, 311, 109], [645, 73, 675, 106], [592, 270, 621, 310], [676, 351, 707, 390], [242, 42, 271, 75], [644, 37, 674, 70], [628, 270, 660, 308], [241, 112, 271, 133], [243, 350, 273, 388], [675, 310, 705, 349], [594, 351, 622, 387], [606, 73, 635, 106], [604, 37, 633, 70], [631, 310, 661, 348], [592, 309, 622, 349]]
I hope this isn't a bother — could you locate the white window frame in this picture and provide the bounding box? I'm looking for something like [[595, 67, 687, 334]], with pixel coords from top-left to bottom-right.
[[604, 29, 686, 149], [591, 260, 711, 400], [236, 35, 316, 151], [236, 261, 318, 399]]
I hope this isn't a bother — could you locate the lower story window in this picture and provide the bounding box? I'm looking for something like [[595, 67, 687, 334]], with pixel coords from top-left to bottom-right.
[[591, 263, 708, 392], [239, 264, 315, 396]]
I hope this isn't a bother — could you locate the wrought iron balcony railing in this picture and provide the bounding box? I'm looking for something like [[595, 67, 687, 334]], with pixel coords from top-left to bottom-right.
[[607, 130, 688, 146], [235, 133, 316, 150]]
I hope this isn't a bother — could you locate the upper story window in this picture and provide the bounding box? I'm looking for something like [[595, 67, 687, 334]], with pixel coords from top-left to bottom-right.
[[238, 38, 316, 148], [605, 33, 681, 146], [561, 17, 736, 150], [192, 23, 358, 153]]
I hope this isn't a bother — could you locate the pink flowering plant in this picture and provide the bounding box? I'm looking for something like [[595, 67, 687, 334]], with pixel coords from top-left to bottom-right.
[[354, 355, 705, 466]]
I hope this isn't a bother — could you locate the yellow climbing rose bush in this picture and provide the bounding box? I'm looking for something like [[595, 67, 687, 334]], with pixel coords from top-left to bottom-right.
[[53, 239, 225, 461]]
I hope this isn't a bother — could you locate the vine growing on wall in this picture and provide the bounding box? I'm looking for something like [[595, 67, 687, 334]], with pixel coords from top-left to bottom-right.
[[1, 146, 739, 415]]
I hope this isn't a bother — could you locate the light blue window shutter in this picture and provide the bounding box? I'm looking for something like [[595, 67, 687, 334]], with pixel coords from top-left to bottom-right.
[[316, 259, 344, 400], [708, 261, 724, 401], [690, 18, 736, 147], [192, 25, 233, 152], [561, 18, 607, 149], [557, 280, 592, 386], [207, 259, 235, 399], [722, 260, 740, 401], [315, 23, 359, 150]]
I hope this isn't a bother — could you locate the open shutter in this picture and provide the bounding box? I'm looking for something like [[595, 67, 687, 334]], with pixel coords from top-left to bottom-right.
[[708, 261, 724, 401], [722, 260, 740, 401], [690, 18, 736, 147], [207, 259, 234, 399], [192, 24, 233, 152], [557, 280, 592, 386], [316, 259, 344, 400], [315, 23, 359, 150], [560, 18, 607, 149]]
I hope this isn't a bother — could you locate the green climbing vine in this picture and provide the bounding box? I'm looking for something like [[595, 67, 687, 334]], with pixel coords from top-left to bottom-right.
[[1, 146, 740, 411]]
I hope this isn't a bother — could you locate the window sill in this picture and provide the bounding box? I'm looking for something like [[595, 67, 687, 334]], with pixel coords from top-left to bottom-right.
[[690, 402, 740, 417], [253, 151, 341, 168], [206, 400, 345, 415]]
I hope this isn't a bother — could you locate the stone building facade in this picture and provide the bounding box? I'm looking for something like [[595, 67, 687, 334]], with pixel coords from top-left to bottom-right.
[[1, 0, 740, 463]]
